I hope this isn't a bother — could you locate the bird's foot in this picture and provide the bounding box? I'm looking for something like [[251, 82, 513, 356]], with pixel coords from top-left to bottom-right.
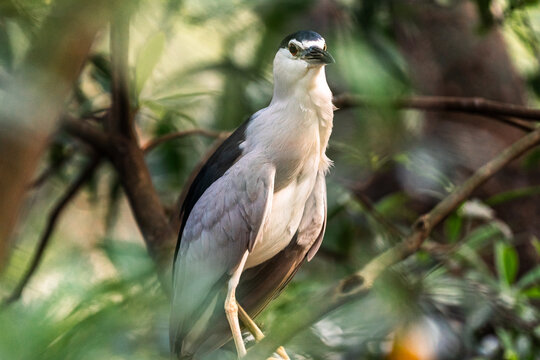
[[275, 346, 290, 360], [238, 305, 290, 359], [264, 346, 290, 360]]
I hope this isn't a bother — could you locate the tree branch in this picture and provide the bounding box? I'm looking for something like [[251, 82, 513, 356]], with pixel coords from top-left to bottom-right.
[[245, 126, 540, 359], [109, 7, 134, 138], [108, 137, 176, 281], [333, 94, 540, 125], [28, 146, 75, 189], [3, 155, 101, 306], [490, 115, 536, 132], [62, 116, 111, 153]]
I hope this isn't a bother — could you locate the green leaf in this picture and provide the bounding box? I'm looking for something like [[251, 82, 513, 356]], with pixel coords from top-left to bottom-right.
[[521, 286, 540, 299], [532, 236, 540, 256], [495, 242, 519, 286], [444, 212, 462, 243], [135, 32, 166, 97], [516, 265, 540, 289], [485, 185, 540, 206], [462, 223, 502, 250]]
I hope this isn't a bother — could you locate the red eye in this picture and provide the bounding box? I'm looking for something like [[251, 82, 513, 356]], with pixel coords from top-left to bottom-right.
[[288, 43, 298, 56]]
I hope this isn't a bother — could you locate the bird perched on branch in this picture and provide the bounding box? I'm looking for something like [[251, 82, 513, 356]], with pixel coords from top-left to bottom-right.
[[170, 30, 335, 359]]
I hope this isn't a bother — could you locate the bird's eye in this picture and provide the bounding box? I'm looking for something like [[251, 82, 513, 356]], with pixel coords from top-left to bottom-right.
[[288, 43, 298, 56], [323, 44, 327, 51]]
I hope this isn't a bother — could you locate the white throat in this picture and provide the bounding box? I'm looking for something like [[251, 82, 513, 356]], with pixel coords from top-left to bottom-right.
[[244, 61, 334, 178]]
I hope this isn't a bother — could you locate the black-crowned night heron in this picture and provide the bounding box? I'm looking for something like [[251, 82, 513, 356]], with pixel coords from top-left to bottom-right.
[[170, 30, 335, 359]]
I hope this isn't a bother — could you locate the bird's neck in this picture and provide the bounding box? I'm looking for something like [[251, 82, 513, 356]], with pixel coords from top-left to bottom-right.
[[246, 67, 334, 176], [270, 66, 333, 130]]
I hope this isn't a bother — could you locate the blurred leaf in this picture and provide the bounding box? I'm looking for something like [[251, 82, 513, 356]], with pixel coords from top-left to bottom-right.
[[495, 241, 519, 286], [522, 147, 540, 170], [516, 265, 540, 289], [0, 23, 14, 71], [375, 192, 416, 223], [486, 185, 540, 206], [497, 328, 519, 360], [135, 32, 166, 97], [444, 212, 462, 243], [462, 223, 502, 250], [508, 0, 538, 11], [521, 286, 540, 299], [99, 240, 154, 279], [532, 236, 540, 256], [89, 53, 112, 93], [143, 90, 219, 109]]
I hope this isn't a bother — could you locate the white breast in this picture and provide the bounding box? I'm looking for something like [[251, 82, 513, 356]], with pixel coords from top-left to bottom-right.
[[242, 63, 333, 269], [245, 168, 317, 269]]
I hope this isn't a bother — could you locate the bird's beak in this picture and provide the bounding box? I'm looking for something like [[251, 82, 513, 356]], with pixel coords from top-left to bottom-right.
[[301, 46, 335, 65]]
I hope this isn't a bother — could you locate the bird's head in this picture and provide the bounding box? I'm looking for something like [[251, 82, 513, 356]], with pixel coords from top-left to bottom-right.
[[272, 30, 334, 97]]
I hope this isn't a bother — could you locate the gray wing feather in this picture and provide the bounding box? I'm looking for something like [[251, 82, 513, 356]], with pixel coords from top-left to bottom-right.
[[304, 170, 327, 261], [171, 156, 275, 357]]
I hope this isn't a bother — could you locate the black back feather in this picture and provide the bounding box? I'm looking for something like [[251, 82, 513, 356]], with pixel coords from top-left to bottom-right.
[[174, 117, 252, 261]]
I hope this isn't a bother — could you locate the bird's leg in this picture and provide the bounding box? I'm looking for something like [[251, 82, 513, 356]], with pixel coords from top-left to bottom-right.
[[238, 305, 264, 340], [238, 305, 290, 360], [225, 250, 250, 358]]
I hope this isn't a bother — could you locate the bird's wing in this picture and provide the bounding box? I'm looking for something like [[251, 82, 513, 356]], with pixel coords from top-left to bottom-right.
[[191, 170, 327, 355], [171, 154, 275, 357], [175, 117, 253, 262], [235, 169, 327, 318]]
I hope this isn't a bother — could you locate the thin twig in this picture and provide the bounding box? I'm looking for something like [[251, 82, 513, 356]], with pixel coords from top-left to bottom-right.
[[142, 129, 229, 153], [490, 114, 536, 132], [245, 127, 540, 359], [3, 156, 102, 306], [353, 191, 406, 239], [28, 147, 75, 189], [333, 94, 540, 123]]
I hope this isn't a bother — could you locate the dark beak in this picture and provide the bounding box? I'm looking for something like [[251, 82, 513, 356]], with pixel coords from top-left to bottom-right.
[[302, 46, 335, 65]]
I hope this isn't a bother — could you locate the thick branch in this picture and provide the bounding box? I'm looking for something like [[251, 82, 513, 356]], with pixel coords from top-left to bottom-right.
[[333, 94, 540, 125], [63, 118, 175, 280], [62, 117, 111, 153], [108, 138, 176, 279], [245, 127, 540, 359], [109, 8, 133, 138], [3, 156, 101, 305]]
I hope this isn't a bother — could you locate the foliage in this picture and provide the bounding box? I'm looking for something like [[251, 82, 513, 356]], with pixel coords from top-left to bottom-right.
[[1, 0, 540, 359]]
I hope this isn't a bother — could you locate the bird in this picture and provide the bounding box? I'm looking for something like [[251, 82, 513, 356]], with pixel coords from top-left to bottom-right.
[[170, 30, 335, 360]]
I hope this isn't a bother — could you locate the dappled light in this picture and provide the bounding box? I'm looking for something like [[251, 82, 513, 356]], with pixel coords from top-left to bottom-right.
[[1, 0, 540, 359]]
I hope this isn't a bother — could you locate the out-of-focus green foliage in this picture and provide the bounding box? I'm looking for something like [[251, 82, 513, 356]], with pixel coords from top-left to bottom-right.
[[1, 0, 540, 359]]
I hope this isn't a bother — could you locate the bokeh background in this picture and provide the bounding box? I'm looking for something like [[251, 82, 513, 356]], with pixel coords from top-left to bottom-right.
[[1, 0, 540, 359]]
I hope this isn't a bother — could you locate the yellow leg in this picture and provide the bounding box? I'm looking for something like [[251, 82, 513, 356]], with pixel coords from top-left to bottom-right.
[[238, 305, 290, 360], [225, 251, 249, 358]]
